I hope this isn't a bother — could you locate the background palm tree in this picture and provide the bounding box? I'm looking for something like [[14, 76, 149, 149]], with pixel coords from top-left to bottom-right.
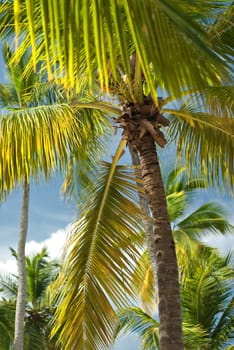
[[0, 2, 233, 350], [115, 168, 234, 349], [0, 45, 110, 350], [116, 246, 234, 350], [0, 247, 60, 350], [130, 166, 233, 307]]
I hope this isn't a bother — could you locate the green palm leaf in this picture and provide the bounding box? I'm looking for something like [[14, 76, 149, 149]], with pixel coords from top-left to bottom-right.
[[0, 44, 110, 201], [117, 247, 233, 350], [52, 141, 144, 350], [167, 106, 234, 190], [0, 301, 15, 350], [116, 306, 210, 350], [0, 275, 18, 300], [175, 202, 233, 240], [116, 306, 160, 350], [24, 247, 59, 308], [211, 297, 234, 349], [209, 3, 234, 59], [0, 103, 109, 199], [181, 247, 234, 348], [0, 248, 60, 350], [0, 0, 231, 96], [130, 249, 157, 314]]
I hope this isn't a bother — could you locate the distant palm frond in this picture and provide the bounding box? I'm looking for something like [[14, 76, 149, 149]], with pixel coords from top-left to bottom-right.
[[116, 306, 210, 350]]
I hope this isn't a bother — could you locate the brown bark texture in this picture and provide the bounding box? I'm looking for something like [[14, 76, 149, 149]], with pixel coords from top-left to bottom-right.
[[137, 133, 184, 350]]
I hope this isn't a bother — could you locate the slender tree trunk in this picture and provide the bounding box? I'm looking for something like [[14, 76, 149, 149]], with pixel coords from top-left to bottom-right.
[[14, 178, 30, 350], [136, 133, 184, 350]]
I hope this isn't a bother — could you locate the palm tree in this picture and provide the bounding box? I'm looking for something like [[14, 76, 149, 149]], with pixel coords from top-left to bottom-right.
[[116, 245, 234, 350], [130, 167, 233, 309], [114, 168, 234, 349], [0, 2, 233, 350], [0, 247, 60, 349], [0, 45, 110, 350]]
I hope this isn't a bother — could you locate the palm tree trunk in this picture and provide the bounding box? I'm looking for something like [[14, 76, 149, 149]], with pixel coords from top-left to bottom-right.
[[136, 133, 184, 350], [14, 178, 30, 350]]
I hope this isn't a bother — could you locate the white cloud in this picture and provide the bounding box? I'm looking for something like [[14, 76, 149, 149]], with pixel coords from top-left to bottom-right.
[[0, 226, 70, 275], [25, 227, 69, 259], [0, 259, 18, 275], [202, 234, 234, 255]]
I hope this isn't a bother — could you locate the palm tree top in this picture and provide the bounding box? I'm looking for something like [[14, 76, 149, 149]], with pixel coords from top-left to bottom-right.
[[0, 45, 111, 200], [0, 1, 233, 97]]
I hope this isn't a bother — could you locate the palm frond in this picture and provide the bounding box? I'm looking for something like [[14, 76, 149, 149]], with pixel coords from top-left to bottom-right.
[[116, 306, 160, 350], [0, 275, 18, 300], [176, 202, 233, 239], [191, 86, 234, 118], [116, 306, 210, 350], [164, 166, 205, 223], [209, 3, 234, 60], [165, 167, 206, 194], [167, 109, 234, 191], [176, 0, 231, 23], [181, 248, 234, 333], [211, 297, 234, 349], [0, 301, 15, 349], [182, 323, 210, 350], [0, 0, 232, 97], [25, 247, 59, 308], [51, 140, 144, 350], [130, 250, 157, 314], [0, 104, 109, 200]]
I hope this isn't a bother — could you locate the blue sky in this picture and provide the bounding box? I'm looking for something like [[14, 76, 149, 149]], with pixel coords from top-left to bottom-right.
[[0, 45, 233, 350]]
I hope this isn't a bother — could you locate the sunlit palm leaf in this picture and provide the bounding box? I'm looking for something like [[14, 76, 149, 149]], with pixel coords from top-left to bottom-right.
[[209, 3, 234, 59], [52, 141, 144, 350], [167, 107, 234, 190], [177, 0, 231, 22], [0, 0, 231, 97], [181, 247, 234, 348], [130, 250, 157, 314], [0, 104, 109, 200], [62, 100, 121, 201], [175, 202, 233, 240], [191, 86, 234, 118], [117, 248, 233, 350]]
